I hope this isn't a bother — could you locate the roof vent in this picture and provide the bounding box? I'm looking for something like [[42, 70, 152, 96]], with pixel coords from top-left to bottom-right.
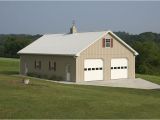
[[70, 20, 77, 34]]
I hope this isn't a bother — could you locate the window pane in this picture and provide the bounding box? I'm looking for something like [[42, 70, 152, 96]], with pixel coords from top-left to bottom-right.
[[88, 68, 91, 71], [106, 39, 110, 42], [54, 62, 56, 71], [106, 43, 110, 47], [84, 68, 87, 71], [49, 60, 55, 70], [106, 39, 110, 47]]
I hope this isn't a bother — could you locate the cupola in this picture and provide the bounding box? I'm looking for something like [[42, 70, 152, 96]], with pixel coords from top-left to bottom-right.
[[70, 20, 77, 34]]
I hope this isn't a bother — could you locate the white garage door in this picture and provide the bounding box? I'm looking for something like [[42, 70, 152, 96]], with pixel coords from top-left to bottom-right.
[[84, 59, 103, 81], [111, 58, 128, 79]]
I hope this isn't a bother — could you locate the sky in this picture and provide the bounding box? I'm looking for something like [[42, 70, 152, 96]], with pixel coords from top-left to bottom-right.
[[0, 1, 160, 35]]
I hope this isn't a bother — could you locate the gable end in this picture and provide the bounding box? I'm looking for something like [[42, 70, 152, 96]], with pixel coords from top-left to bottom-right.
[[76, 31, 138, 56]]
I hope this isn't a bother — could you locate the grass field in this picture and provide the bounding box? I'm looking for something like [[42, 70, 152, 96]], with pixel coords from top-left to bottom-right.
[[136, 74, 160, 85], [0, 57, 19, 75], [0, 57, 160, 119]]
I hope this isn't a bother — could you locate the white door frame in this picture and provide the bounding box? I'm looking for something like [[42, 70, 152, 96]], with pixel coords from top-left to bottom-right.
[[65, 64, 71, 81], [24, 63, 28, 75]]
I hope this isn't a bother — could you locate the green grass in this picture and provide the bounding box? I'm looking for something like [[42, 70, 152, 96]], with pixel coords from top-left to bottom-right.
[[0, 57, 19, 75], [0, 57, 160, 119], [136, 74, 160, 85]]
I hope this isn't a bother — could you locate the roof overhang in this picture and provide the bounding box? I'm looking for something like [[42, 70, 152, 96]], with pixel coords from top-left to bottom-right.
[[18, 30, 139, 57], [18, 52, 76, 56], [108, 31, 139, 56]]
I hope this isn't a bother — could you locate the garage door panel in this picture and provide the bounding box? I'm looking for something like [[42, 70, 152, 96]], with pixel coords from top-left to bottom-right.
[[111, 58, 128, 79], [85, 59, 103, 68], [111, 69, 127, 79], [84, 59, 103, 81], [85, 70, 103, 81], [111, 58, 127, 67]]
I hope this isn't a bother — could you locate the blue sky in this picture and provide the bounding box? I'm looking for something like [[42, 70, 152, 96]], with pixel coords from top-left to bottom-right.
[[0, 1, 160, 34]]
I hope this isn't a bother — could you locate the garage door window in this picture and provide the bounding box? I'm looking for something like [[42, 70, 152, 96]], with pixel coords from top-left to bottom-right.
[[88, 68, 91, 71], [84, 67, 103, 71], [111, 66, 127, 70], [84, 68, 87, 71]]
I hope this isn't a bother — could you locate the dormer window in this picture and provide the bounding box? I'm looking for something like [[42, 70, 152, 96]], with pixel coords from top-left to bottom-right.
[[106, 39, 111, 47], [102, 38, 113, 48]]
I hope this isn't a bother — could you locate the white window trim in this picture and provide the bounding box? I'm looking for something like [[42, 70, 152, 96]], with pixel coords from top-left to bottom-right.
[[105, 39, 111, 48]]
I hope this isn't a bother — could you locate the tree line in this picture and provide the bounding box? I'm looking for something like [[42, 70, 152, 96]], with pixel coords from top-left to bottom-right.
[[0, 34, 41, 58], [0, 32, 160, 75], [115, 32, 160, 75]]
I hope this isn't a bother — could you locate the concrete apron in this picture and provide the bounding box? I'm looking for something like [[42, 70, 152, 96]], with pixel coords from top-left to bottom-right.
[[58, 78, 160, 90]]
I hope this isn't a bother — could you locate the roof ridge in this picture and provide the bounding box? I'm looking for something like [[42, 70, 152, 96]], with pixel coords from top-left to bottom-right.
[[18, 30, 138, 56], [44, 31, 107, 36]]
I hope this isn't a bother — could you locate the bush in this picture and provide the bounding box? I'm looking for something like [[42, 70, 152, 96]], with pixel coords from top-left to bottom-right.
[[27, 72, 63, 81], [49, 75, 63, 81], [27, 72, 40, 78]]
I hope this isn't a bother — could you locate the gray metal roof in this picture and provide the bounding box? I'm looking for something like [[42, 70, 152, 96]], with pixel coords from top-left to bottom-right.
[[18, 31, 138, 56]]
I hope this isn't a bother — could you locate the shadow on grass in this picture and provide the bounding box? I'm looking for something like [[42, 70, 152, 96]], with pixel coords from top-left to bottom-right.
[[0, 71, 19, 75], [29, 83, 49, 87], [5, 75, 50, 88]]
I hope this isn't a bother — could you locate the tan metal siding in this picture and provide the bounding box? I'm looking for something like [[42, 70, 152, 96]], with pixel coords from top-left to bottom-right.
[[76, 33, 135, 82], [20, 54, 76, 82]]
